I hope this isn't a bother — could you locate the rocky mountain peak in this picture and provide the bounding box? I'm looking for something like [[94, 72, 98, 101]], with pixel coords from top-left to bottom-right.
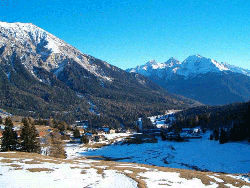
[[0, 21, 113, 82]]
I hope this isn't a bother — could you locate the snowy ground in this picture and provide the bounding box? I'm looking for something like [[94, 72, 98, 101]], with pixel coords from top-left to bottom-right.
[[64, 133, 132, 159], [1, 152, 250, 188], [81, 132, 250, 174]]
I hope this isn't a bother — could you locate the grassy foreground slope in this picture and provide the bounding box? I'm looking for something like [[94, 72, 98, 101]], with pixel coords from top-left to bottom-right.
[[0, 152, 249, 188]]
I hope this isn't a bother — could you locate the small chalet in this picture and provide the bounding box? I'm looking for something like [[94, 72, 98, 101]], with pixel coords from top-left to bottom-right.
[[109, 129, 116, 134]]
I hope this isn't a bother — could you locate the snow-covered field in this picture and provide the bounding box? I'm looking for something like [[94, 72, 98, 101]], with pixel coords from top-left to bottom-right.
[[81, 132, 250, 174], [1, 152, 250, 188], [1, 133, 250, 187]]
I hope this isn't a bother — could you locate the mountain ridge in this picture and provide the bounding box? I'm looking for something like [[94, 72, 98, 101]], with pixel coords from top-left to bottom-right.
[[0, 21, 201, 125], [128, 55, 250, 78], [127, 55, 250, 105]]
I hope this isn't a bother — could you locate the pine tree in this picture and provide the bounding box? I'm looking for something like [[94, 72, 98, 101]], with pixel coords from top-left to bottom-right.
[[213, 128, 219, 141], [73, 128, 81, 138], [219, 128, 228, 144], [160, 131, 166, 141], [20, 118, 30, 152], [209, 134, 214, 140], [81, 134, 89, 144], [29, 123, 40, 153], [20, 118, 40, 153], [1, 117, 17, 151]]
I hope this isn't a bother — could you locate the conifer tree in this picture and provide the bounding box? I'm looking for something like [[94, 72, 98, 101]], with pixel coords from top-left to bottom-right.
[[219, 128, 228, 144], [81, 134, 89, 144], [20, 118, 40, 153], [1, 117, 17, 151], [213, 128, 219, 141], [29, 122, 40, 153], [73, 128, 81, 138], [20, 118, 30, 152]]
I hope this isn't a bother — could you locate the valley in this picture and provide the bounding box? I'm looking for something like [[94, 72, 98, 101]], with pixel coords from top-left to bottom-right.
[[77, 132, 250, 174], [0, 20, 250, 188]]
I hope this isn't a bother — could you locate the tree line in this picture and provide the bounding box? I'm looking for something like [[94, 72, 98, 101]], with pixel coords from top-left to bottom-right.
[[174, 101, 250, 143], [1, 117, 66, 158], [1, 117, 40, 152]]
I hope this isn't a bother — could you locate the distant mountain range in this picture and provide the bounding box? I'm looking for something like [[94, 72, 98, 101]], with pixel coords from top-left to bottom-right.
[[127, 55, 250, 105], [0, 21, 201, 124]]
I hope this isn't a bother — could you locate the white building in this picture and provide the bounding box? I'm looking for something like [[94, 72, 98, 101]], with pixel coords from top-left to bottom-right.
[[136, 118, 143, 132]]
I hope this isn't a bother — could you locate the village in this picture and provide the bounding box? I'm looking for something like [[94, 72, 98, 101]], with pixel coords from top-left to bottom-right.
[[0, 109, 203, 150]]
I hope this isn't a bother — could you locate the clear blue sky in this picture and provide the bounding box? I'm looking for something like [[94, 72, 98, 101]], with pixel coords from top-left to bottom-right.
[[1, 0, 250, 70]]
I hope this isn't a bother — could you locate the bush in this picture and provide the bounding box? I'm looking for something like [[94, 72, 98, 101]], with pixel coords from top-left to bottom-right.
[[81, 135, 89, 144]]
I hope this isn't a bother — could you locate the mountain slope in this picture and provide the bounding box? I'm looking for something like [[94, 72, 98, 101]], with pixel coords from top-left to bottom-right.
[[0, 21, 200, 125], [127, 55, 250, 105]]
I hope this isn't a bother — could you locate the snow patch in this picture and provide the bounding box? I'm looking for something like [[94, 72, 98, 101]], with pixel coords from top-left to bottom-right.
[[139, 171, 218, 188], [208, 175, 224, 183]]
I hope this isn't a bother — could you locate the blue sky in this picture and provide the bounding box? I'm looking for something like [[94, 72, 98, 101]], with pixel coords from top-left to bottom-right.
[[1, 0, 250, 70]]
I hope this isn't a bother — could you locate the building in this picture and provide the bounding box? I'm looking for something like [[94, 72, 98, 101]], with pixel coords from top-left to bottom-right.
[[110, 129, 116, 134], [136, 118, 143, 132], [75, 120, 88, 128]]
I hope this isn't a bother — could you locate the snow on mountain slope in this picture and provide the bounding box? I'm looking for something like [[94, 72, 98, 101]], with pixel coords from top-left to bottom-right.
[[0, 22, 63, 53], [127, 55, 250, 105], [222, 62, 250, 76], [0, 21, 112, 82], [178, 55, 229, 77], [128, 55, 249, 78]]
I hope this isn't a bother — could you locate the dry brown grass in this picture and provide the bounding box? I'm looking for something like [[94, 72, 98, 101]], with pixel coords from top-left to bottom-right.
[[70, 166, 81, 169], [0, 159, 15, 163], [26, 168, 54, 172], [13, 167, 23, 170], [89, 160, 250, 188], [1, 152, 250, 188], [217, 174, 249, 188], [81, 170, 87, 174], [0, 152, 64, 164], [96, 167, 104, 175], [8, 164, 22, 168], [24, 160, 43, 164]]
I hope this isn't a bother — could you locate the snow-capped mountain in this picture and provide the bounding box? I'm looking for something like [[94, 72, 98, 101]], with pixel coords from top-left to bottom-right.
[[0, 21, 201, 122], [128, 55, 250, 105], [128, 55, 250, 78], [0, 21, 112, 82]]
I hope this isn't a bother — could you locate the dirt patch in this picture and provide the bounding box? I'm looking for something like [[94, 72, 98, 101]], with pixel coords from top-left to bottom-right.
[[126, 173, 147, 188], [26, 168, 55, 172], [217, 175, 250, 188], [70, 166, 85, 169], [12, 167, 23, 170], [96, 167, 104, 175], [8, 164, 22, 168], [24, 160, 43, 164], [0, 159, 15, 163], [81, 170, 87, 174]]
